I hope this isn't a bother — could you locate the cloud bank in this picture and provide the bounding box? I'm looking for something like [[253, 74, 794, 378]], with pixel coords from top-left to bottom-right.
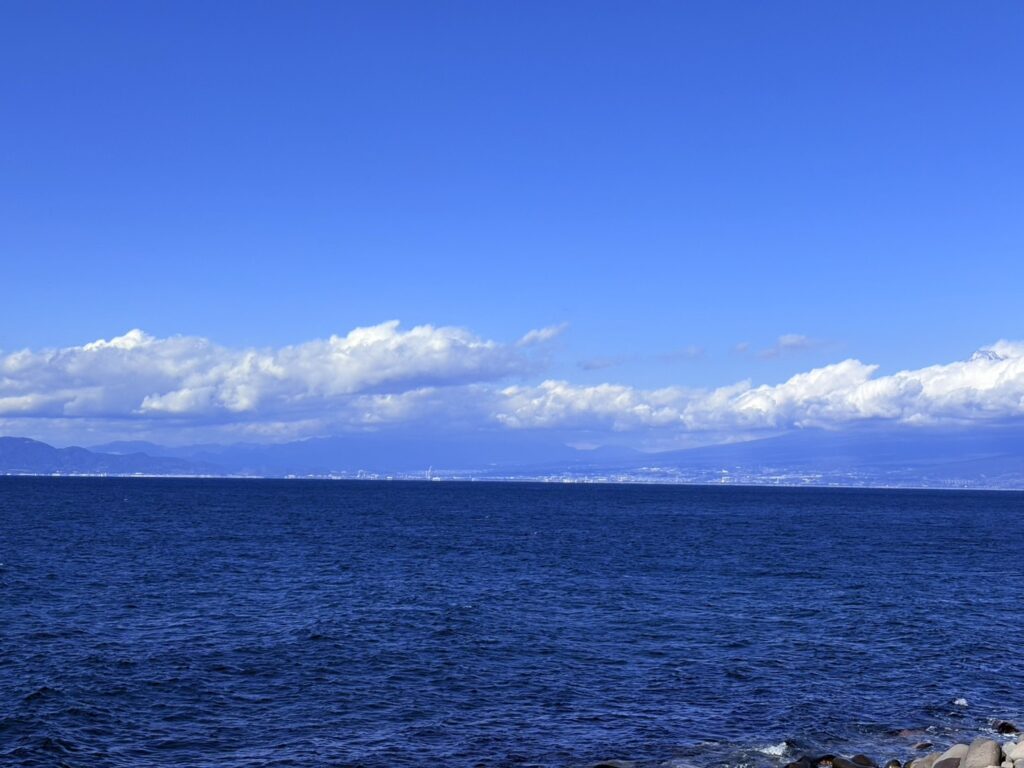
[[498, 343, 1024, 431], [2, 325, 1024, 444]]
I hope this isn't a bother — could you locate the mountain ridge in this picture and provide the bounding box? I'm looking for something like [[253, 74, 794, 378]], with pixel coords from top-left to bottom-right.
[[1, 427, 1022, 488]]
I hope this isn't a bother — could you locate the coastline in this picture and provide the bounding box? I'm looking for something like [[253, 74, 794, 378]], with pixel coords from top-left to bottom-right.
[[4, 471, 1024, 493]]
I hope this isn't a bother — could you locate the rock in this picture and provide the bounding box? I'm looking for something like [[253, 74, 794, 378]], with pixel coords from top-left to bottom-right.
[[912, 753, 942, 768], [853, 757, 878, 768], [965, 739, 1001, 768], [996, 723, 1020, 736], [1015, 760, 1024, 768], [593, 762, 635, 768], [934, 744, 970, 768], [816, 757, 835, 768], [1008, 745, 1024, 762], [886, 760, 902, 768], [834, 758, 862, 768], [916, 744, 935, 752], [785, 758, 814, 768]]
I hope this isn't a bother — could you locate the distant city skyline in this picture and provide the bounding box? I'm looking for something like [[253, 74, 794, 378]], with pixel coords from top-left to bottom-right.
[[3, 2, 1023, 447]]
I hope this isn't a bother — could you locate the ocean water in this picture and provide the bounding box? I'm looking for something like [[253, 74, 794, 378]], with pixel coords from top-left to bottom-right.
[[1, 478, 1022, 768]]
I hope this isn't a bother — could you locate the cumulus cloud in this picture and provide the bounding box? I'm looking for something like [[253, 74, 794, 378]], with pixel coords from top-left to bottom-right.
[[496, 341, 1024, 432], [4, 325, 1024, 444], [0, 322, 547, 429]]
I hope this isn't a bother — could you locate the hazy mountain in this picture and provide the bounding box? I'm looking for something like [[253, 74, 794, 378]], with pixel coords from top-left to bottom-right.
[[585, 426, 1024, 488], [90, 433, 642, 476], [0, 437, 213, 476], [5, 426, 1024, 487]]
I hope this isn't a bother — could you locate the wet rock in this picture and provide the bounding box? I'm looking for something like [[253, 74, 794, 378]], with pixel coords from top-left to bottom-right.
[[833, 757, 862, 768], [816, 755, 836, 767], [995, 723, 1019, 736], [934, 743, 969, 768], [592, 761, 636, 768], [785, 757, 814, 768], [886, 760, 902, 768], [852, 756, 878, 768], [965, 739, 1001, 768], [915, 744, 935, 752]]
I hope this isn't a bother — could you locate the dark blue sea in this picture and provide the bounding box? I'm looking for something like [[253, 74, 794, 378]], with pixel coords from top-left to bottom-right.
[[2, 479, 1022, 768]]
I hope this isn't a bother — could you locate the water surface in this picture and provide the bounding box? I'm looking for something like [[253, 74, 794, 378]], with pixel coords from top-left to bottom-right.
[[1, 478, 1021, 767]]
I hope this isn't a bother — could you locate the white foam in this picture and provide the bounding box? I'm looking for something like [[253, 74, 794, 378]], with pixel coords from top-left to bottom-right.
[[758, 743, 790, 757], [953, 697, 969, 707]]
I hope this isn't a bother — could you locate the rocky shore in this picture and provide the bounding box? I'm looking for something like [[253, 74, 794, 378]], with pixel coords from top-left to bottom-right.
[[587, 722, 1024, 768], [772, 727, 1024, 768]]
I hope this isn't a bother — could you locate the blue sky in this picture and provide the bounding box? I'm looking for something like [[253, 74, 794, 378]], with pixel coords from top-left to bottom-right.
[[2, 2, 1024, 447]]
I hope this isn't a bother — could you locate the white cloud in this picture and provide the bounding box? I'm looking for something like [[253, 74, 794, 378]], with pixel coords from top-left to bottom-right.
[[0, 322, 547, 426], [757, 333, 818, 359], [495, 342, 1024, 432], [3, 325, 1024, 445], [517, 323, 568, 346]]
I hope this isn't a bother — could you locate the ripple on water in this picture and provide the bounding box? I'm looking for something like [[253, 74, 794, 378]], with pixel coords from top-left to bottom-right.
[[1, 479, 1022, 767]]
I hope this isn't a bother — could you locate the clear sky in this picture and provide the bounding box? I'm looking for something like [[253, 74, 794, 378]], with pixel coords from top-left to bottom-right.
[[2, 2, 1024, 447]]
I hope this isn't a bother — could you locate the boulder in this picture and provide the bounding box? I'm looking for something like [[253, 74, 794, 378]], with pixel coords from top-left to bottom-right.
[[785, 759, 813, 768], [816, 757, 835, 768], [885, 760, 902, 768], [853, 756, 878, 768], [965, 739, 1001, 768], [593, 762, 635, 768], [1008, 745, 1024, 762], [834, 758, 862, 768], [916, 744, 935, 752], [934, 744, 970, 768], [912, 753, 942, 768], [996, 723, 1019, 736], [1015, 761, 1024, 768]]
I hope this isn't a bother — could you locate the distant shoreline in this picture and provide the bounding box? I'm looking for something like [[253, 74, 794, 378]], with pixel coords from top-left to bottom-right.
[[3, 472, 1024, 493]]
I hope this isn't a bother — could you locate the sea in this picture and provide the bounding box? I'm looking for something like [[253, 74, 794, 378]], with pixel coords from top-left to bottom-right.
[[1, 478, 1022, 768]]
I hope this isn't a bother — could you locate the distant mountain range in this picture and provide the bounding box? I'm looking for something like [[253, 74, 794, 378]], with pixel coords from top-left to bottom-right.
[[0, 437, 216, 476], [2, 426, 1023, 488]]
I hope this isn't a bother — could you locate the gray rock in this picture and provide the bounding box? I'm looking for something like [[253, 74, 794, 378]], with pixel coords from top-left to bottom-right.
[[1008, 745, 1024, 762], [916, 744, 935, 752], [1015, 761, 1024, 768], [885, 760, 902, 768], [966, 739, 1001, 768], [934, 744, 970, 768], [912, 754, 942, 768]]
